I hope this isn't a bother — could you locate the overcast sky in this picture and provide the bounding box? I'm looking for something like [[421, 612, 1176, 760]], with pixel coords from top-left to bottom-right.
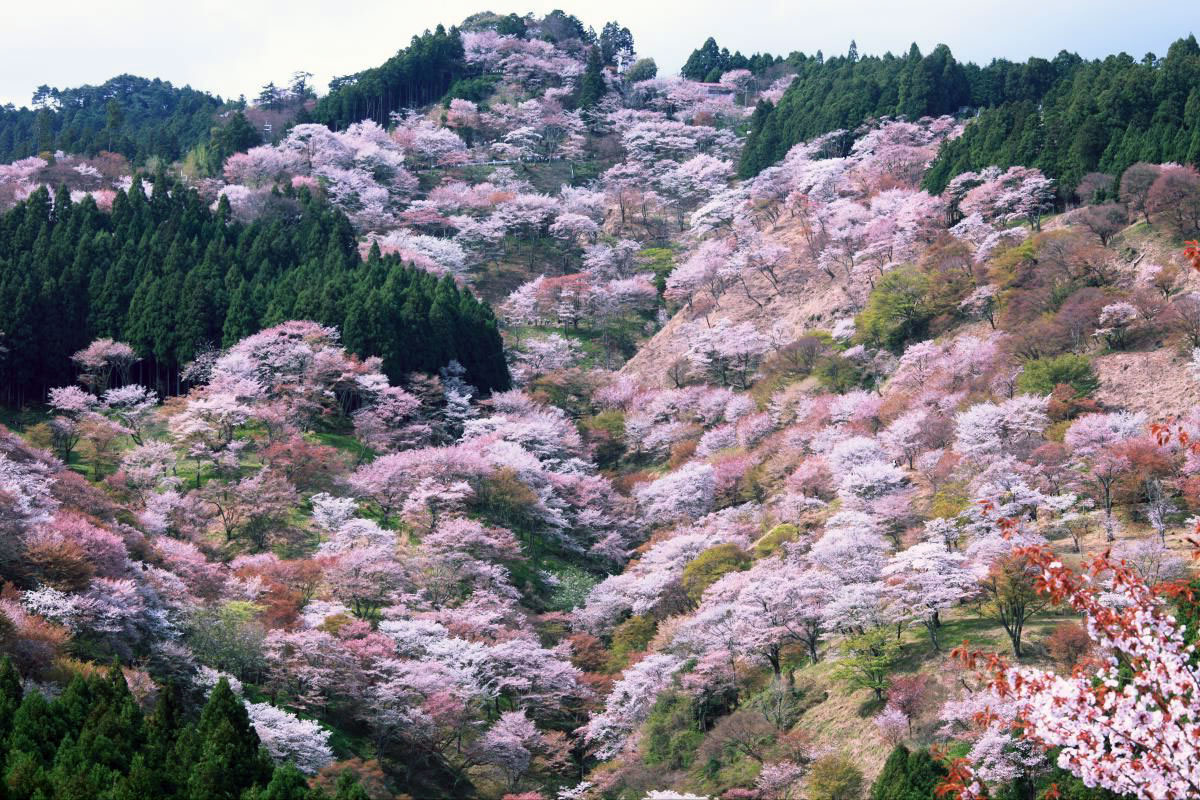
[[1, 0, 1196, 107]]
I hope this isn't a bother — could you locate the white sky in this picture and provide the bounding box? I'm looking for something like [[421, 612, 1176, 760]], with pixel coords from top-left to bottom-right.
[[0, 0, 1196, 107]]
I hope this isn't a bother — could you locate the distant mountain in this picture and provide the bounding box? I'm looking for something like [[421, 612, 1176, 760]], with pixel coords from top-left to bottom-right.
[[740, 36, 1200, 195], [0, 74, 223, 164]]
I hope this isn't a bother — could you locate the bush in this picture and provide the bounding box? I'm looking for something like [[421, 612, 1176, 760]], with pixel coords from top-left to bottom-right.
[[814, 355, 867, 394], [929, 482, 970, 518], [680, 543, 752, 603], [581, 410, 626, 469], [832, 627, 901, 701], [748, 682, 823, 729], [697, 708, 776, 766], [1016, 354, 1100, 397], [807, 753, 864, 800], [754, 523, 800, 556], [870, 745, 946, 800], [625, 58, 658, 83], [443, 75, 501, 105], [772, 332, 834, 376], [186, 601, 266, 679], [1076, 203, 1128, 245], [545, 564, 599, 612], [608, 614, 657, 669], [1046, 621, 1092, 669], [641, 692, 703, 769], [855, 267, 933, 351], [1147, 164, 1200, 236]]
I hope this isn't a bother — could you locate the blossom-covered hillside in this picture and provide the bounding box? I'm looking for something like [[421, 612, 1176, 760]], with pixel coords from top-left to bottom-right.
[[1, 11, 1200, 800]]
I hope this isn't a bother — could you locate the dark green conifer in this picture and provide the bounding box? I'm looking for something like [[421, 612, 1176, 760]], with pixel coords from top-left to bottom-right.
[[579, 46, 608, 109]]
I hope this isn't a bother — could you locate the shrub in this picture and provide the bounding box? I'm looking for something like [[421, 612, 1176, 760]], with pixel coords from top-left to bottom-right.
[[1046, 621, 1092, 669], [566, 632, 610, 673], [185, 601, 266, 680], [697, 709, 776, 766], [855, 266, 933, 351], [748, 682, 823, 730], [754, 523, 800, 556], [625, 58, 658, 83], [870, 745, 946, 800], [929, 482, 970, 520], [608, 614, 657, 669], [1016, 354, 1100, 397], [444, 74, 501, 104], [885, 674, 932, 726], [1147, 164, 1200, 236], [546, 564, 599, 612], [581, 410, 626, 469], [771, 333, 834, 376], [680, 543, 752, 603], [814, 355, 867, 394], [807, 753, 864, 800], [832, 627, 901, 700], [1076, 203, 1127, 245], [641, 692, 703, 769]]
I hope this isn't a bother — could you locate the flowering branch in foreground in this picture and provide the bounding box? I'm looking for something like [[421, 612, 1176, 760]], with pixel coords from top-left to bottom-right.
[[939, 505, 1200, 800]]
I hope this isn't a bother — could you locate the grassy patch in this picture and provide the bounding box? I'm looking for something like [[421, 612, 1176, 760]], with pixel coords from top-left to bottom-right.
[[311, 430, 366, 460], [0, 405, 50, 432]]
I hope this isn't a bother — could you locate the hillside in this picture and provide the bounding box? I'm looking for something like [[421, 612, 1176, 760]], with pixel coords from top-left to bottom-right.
[[1, 10, 1199, 800], [739, 35, 1200, 196], [0, 74, 224, 164]]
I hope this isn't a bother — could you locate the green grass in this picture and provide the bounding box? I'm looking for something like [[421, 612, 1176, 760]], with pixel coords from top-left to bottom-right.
[[0, 405, 50, 432], [311, 430, 366, 459], [508, 314, 661, 374]]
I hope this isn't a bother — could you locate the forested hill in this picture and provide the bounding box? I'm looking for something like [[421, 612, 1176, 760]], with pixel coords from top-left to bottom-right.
[[312, 9, 619, 131], [679, 36, 786, 81], [2, 10, 1200, 800], [922, 35, 1200, 194], [0, 74, 223, 164], [313, 26, 467, 131], [739, 35, 1200, 194], [0, 179, 508, 404]]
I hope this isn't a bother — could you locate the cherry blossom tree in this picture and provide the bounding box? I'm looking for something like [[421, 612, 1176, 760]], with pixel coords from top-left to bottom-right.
[[879, 408, 929, 468], [636, 462, 715, 525], [0, 451, 58, 528], [958, 166, 1056, 231], [954, 396, 1049, 461], [685, 320, 771, 389], [473, 710, 570, 792], [1064, 412, 1147, 540], [1096, 301, 1139, 349], [200, 469, 298, 548], [725, 559, 839, 676], [882, 542, 976, 651], [1147, 164, 1200, 236], [575, 506, 757, 633], [719, 69, 756, 105], [875, 705, 910, 747], [808, 511, 890, 589], [945, 545, 1200, 800], [102, 384, 157, 444], [658, 155, 733, 227], [959, 285, 999, 328], [352, 385, 426, 454], [581, 653, 684, 759], [47, 385, 96, 462], [72, 338, 138, 392], [510, 335, 583, 385], [246, 700, 335, 774], [325, 545, 408, 619], [347, 454, 416, 524], [666, 238, 734, 309]]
